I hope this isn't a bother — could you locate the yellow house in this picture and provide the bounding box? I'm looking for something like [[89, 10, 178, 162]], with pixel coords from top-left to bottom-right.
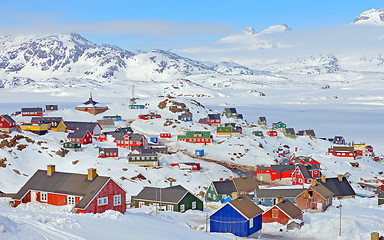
[[20, 123, 50, 135], [50, 121, 68, 132]]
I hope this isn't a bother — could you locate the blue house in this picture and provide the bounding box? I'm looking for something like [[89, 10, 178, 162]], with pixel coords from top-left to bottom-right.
[[210, 196, 263, 237], [195, 149, 204, 157], [178, 112, 192, 122], [102, 115, 122, 121], [254, 188, 304, 206], [129, 104, 145, 109], [149, 137, 158, 143]]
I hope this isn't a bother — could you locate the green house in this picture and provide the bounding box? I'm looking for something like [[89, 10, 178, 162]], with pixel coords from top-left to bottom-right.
[[283, 128, 296, 138], [216, 126, 233, 136], [205, 180, 237, 202], [63, 141, 81, 150], [272, 121, 286, 130], [252, 131, 263, 137], [222, 108, 238, 118], [177, 131, 212, 143], [134, 185, 203, 212]]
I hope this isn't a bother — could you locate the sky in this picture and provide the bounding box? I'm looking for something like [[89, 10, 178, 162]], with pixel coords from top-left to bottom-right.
[[0, 0, 383, 50]]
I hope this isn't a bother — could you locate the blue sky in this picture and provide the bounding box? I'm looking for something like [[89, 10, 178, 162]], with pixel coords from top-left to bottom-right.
[[0, 0, 383, 50]]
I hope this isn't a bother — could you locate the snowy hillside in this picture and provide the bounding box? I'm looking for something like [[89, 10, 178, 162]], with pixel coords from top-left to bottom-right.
[[352, 8, 384, 25]]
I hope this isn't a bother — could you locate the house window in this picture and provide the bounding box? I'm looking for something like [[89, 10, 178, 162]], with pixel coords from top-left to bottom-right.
[[180, 204, 185, 212], [272, 209, 278, 218], [261, 198, 264, 202], [192, 201, 196, 209], [114, 195, 121, 206], [308, 190, 313, 198], [97, 197, 108, 206], [213, 195, 216, 200], [167, 205, 174, 211], [139, 202, 145, 208], [249, 218, 253, 228], [40, 192, 48, 202], [68, 196, 75, 205], [299, 178, 303, 183]]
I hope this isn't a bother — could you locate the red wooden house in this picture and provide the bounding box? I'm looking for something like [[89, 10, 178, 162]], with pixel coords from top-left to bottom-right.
[[12, 165, 127, 214], [256, 165, 295, 181], [291, 165, 321, 185], [262, 199, 303, 225], [138, 114, 161, 120], [113, 133, 147, 150], [67, 130, 93, 144], [288, 156, 321, 168], [160, 132, 171, 138], [328, 146, 355, 159], [267, 131, 277, 137], [0, 114, 17, 133], [170, 162, 201, 171], [21, 107, 43, 117], [98, 148, 118, 158], [295, 184, 333, 212], [97, 132, 108, 142]]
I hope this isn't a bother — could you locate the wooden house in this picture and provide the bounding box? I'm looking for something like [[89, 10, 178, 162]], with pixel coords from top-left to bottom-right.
[[295, 184, 333, 212], [258, 117, 267, 126], [127, 146, 158, 166], [64, 121, 102, 136], [102, 115, 122, 121], [272, 121, 286, 130], [224, 123, 242, 135], [232, 176, 258, 195], [134, 185, 203, 212], [170, 162, 201, 171], [222, 108, 238, 118], [21, 107, 43, 117], [210, 196, 263, 238], [45, 105, 58, 111], [216, 126, 232, 136], [316, 175, 356, 200], [159, 132, 171, 138], [177, 131, 213, 143], [97, 133, 108, 142], [67, 130, 93, 144], [252, 131, 263, 137], [63, 141, 81, 151], [304, 130, 316, 138], [291, 165, 321, 185], [12, 165, 126, 214], [195, 149, 204, 157], [256, 165, 295, 181], [20, 123, 50, 135], [288, 156, 321, 168], [254, 188, 304, 206], [97, 120, 115, 128], [284, 128, 296, 138], [207, 114, 221, 126], [98, 148, 118, 159], [0, 114, 17, 133], [149, 145, 168, 154], [333, 136, 346, 145], [31, 117, 67, 132], [114, 133, 148, 150], [50, 121, 68, 132], [328, 146, 355, 159], [75, 92, 108, 115], [177, 112, 192, 122], [266, 131, 277, 138], [262, 200, 303, 225], [138, 114, 161, 120], [205, 179, 237, 202]]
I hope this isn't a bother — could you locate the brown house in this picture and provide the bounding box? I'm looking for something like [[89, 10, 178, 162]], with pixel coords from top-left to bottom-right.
[[262, 199, 303, 225], [295, 184, 333, 212]]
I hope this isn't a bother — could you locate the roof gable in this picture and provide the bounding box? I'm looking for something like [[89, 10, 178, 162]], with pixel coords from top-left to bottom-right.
[[275, 200, 302, 219], [229, 196, 263, 220], [135, 185, 189, 203]]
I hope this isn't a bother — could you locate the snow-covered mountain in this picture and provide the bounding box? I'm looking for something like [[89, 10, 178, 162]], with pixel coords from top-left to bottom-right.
[[352, 8, 384, 25]]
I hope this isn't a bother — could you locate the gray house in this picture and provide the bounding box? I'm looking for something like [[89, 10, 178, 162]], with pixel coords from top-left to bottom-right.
[[254, 188, 304, 206], [127, 146, 158, 166], [317, 175, 356, 200]]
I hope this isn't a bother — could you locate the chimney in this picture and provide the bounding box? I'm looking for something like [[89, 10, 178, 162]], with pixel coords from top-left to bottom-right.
[[311, 180, 317, 186], [47, 165, 55, 176], [88, 168, 97, 181], [338, 174, 343, 181], [220, 178, 223, 181], [321, 175, 326, 183], [229, 176, 233, 181], [277, 196, 284, 203]]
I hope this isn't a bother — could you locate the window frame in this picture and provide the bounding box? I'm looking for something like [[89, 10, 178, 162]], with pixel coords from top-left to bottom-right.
[[113, 194, 121, 206], [40, 192, 48, 202], [97, 197, 108, 206]]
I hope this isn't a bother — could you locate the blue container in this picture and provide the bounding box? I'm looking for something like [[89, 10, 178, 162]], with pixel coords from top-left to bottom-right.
[[150, 137, 158, 143], [195, 150, 204, 156]]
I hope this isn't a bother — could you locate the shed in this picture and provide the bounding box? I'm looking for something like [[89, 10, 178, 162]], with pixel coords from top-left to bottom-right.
[[253, 131, 263, 137], [195, 149, 204, 157], [149, 137, 158, 143], [210, 196, 263, 237]]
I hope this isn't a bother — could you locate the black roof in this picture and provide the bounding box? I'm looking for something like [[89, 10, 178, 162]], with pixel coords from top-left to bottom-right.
[[31, 117, 63, 124], [0, 114, 15, 123], [135, 185, 190, 203], [99, 148, 118, 153], [224, 108, 237, 114], [64, 121, 99, 132], [255, 188, 304, 198], [67, 129, 89, 139], [212, 180, 237, 195], [45, 105, 58, 110], [208, 114, 221, 120], [21, 107, 42, 112], [318, 177, 356, 197], [258, 117, 266, 122], [305, 130, 316, 137], [296, 165, 312, 179], [270, 165, 295, 172], [285, 128, 295, 135]]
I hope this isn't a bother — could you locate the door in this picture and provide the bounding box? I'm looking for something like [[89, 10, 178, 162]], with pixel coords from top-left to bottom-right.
[[180, 204, 185, 212], [30, 191, 37, 202]]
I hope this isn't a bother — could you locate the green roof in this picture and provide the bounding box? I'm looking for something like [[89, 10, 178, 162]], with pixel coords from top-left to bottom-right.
[[185, 131, 211, 139], [217, 126, 232, 133]]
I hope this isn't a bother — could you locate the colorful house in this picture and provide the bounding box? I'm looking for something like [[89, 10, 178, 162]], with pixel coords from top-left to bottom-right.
[[114, 133, 148, 150], [288, 156, 321, 168], [222, 108, 238, 118], [134, 185, 203, 212], [159, 133, 171, 138], [102, 115, 122, 121], [170, 162, 201, 171], [258, 117, 267, 126], [252, 131, 263, 137], [316, 175, 356, 200], [216, 126, 233, 136], [64, 121, 103, 136], [177, 112, 192, 122], [21, 107, 43, 117], [138, 114, 161, 120], [207, 114, 221, 126], [50, 121, 68, 132], [266, 131, 277, 138], [177, 131, 213, 143], [254, 188, 304, 206], [98, 148, 118, 159], [205, 179, 237, 202], [328, 146, 355, 159], [210, 196, 263, 238], [378, 191, 384, 206], [127, 146, 158, 166], [75, 92, 108, 115], [20, 123, 50, 135], [97, 120, 115, 128], [67, 130, 93, 144], [12, 165, 127, 214], [333, 136, 346, 145], [63, 141, 81, 151], [291, 165, 321, 185], [149, 137, 158, 143], [256, 165, 295, 181], [272, 121, 286, 130], [195, 149, 204, 157], [45, 105, 58, 111], [284, 128, 296, 138], [0, 114, 17, 133], [31, 117, 67, 132], [262, 200, 303, 225], [295, 184, 333, 212]]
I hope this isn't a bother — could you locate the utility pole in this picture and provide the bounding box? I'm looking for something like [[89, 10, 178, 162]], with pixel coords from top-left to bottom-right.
[[336, 201, 342, 236]]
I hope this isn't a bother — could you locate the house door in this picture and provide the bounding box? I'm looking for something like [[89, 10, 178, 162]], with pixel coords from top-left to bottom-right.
[[30, 191, 37, 202], [316, 203, 322, 210]]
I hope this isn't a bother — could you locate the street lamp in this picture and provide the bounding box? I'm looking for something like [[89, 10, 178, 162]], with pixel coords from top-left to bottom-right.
[[336, 201, 342, 236]]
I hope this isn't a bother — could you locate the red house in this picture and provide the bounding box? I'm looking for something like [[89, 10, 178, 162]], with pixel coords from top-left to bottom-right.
[[262, 200, 303, 225], [291, 165, 321, 185], [295, 184, 333, 212], [328, 146, 355, 159], [0, 114, 17, 133], [98, 148, 118, 158], [12, 165, 127, 214], [97, 132, 108, 142], [267, 131, 277, 137], [21, 107, 43, 117], [67, 130, 93, 144], [170, 162, 201, 171], [256, 165, 295, 181], [138, 114, 161, 120], [288, 156, 321, 168], [114, 133, 147, 150], [160, 132, 171, 138]]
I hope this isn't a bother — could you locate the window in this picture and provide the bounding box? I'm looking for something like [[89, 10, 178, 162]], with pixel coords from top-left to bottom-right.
[[192, 201, 196, 209], [180, 204, 185, 212], [139, 202, 145, 208], [213, 195, 216, 200], [114, 195, 121, 206], [249, 218, 253, 228], [299, 178, 303, 183], [272, 209, 278, 218], [97, 197, 108, 206], [68, 196, 75, 205], [167, 205, 174, 211], [40, 192, 47, 202]]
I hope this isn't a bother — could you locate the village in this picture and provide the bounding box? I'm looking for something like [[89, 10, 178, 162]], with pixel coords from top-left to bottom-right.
[[0, 91, 383, 239]]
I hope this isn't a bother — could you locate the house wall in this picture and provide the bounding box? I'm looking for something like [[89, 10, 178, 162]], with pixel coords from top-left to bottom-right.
[[178, 192, 203, 212], [134, 199, 177, 211], [83, 179, 126, 214], [295, 190, 331, 212], [262, 206, 302, 225], [256, 197, 296, 207], [205, 185, 221, 202]]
